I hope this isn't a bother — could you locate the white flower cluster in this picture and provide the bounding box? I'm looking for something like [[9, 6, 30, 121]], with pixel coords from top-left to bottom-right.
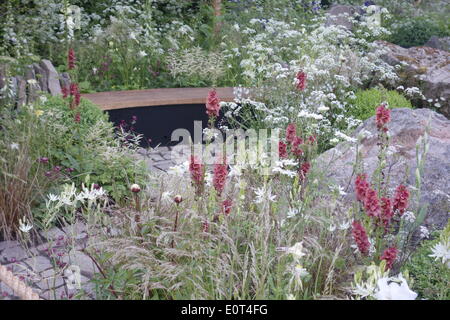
[[429, 224, 450, 268], [47, 183, 106, 207], [221, 11, 398, 144]]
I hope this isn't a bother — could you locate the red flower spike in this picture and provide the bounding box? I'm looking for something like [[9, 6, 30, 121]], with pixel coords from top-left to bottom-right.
[[279, 141, 288, 159], [202, 220, 209, 233], [222, 199, 233, 216], [363, 187, 381, 218], [381, 246, 398, 270], [376, 104, 390, 130], [213, 156, 228, 196], [291, 137, 304, 157], [352, 221, 370, 256], [393, 185, 409, 216], [189, 156, 204, 187], [355, 174, 369, 202], [68, 48, 76, 70], [206, 89, 221, 118], [285, 123, 297, 144], [61, 86, 68, 98], [380, 197, 393, 227], [299, 162, 310, 180], [296, 71, 307, 91]]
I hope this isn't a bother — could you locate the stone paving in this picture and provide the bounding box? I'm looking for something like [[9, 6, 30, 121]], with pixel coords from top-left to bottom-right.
[[137, 144, 221, 171], [0, 145, 190, 300], [138, 146, 178, 172], [0, 222, 97, 300]]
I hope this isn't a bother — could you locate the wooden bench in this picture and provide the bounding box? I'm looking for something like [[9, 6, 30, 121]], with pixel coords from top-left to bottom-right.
[[81, 87, 236, 146], [81, 87, 235, 111]]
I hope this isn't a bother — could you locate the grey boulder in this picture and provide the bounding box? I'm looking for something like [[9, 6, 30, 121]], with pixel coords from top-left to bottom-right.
[[317, 108, 450, 230]]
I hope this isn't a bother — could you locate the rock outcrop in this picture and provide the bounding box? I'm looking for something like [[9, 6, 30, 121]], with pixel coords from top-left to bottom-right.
[[317, 108, 450, 230], [378, 40, 450, 119], [425, 36, 450, 52], [0, 60, 67, 108], [40, 59, 61, 96], [325, 4, 356, 30]]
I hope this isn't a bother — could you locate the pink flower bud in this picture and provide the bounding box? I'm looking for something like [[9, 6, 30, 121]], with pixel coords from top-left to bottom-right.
[[130, 184, 141, 193], [174, 195, 183, 204]]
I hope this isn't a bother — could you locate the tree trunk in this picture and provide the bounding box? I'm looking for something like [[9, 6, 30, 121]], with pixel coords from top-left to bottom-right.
[[213, 0, 222, 35]]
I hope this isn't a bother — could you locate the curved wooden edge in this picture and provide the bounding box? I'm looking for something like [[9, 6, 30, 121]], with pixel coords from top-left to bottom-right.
[[81, 87, 236, 111]]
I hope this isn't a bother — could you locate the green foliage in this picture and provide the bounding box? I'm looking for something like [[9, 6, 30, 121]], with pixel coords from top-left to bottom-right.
[[388, 16, 449, 48], [34, 95, 146, 205], [405, 233, 450, 300], [349, 88, 413, 121], [0, 96, 146, 235]]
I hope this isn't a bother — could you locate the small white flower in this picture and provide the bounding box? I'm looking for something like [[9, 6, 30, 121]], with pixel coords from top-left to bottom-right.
[[419, 226, 430, 239], [161, 191, 173, 204], [293, 264, 310, 286], [429, 241, 450, 265], [352, 282, 375, 299], [317, 105, 329, 112], [19, 217, 33, 233], [47, 194, 59, 202], [286, 242, 307, 261], [229, 165, 243, 177], [287, 208, 299, 219], [204, 172, 213, 187], [10, 143, 19, 150], [286, 293, 295, 300], [130, 184, 141, 193], [402, 211, 416, 223], [330, 138, 339, 144], [167, 162, 188, 176], [254, 186, 276, 204], [138, 50, 148, 57], [339, 221, 350, 230]]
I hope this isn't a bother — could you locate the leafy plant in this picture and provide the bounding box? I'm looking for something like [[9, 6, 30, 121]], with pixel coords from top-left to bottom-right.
[[404, 231, 450, 300], [34, 95, 147, 205], [348, 88, 413, 121], [0, 95, 147, 236], [388, 16, 449, 48]]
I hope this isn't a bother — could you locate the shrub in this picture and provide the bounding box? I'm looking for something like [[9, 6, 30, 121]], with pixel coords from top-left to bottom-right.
[[348, 88, 412, 121], [33, 95, 147, 206], [388, 17, 449, 48]]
